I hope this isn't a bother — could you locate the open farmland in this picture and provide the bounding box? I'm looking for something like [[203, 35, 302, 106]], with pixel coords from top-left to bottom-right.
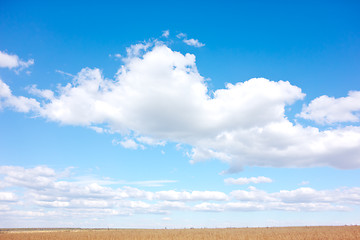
[[1, 226, 360, 240]]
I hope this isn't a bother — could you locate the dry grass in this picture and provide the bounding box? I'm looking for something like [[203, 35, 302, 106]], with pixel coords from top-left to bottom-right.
[[1, 226, 360, 240]]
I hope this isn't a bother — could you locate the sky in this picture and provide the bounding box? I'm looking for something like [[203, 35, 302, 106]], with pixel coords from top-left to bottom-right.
[[0, 0, 360, 228]]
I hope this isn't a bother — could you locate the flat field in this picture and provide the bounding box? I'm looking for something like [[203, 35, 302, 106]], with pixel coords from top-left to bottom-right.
[[1, 226, 360, 240]]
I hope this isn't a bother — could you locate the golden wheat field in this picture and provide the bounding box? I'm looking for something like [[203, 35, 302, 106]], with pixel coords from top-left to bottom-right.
[[1, 226, 360, 240]]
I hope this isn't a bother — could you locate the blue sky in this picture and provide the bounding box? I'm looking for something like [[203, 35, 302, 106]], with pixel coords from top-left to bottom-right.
[[0, 0, 360, 228]]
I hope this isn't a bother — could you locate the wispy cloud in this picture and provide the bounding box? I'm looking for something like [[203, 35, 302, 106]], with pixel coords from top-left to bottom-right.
[[183, 38, 205, 47], [224, 176, 273, 185], [55, 69, 75, 78], [176, 33, 186, 39], [112, 138, 144, 150], [0, 50, 34, 73], [0, 79, 40, 112], [299, 181, 310, 186], [162, 30, 170, 38], [176, 32, 205, 47]]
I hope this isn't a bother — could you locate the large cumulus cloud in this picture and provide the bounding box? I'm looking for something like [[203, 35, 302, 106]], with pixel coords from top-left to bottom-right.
[[1, 42, 360, 171]]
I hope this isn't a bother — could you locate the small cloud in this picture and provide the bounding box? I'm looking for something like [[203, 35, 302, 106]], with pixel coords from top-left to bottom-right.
[[176, 33, 187, 39], [89, 126, 105, 133], [175, 33, 205, 47], [183, 38, 205, 48], [162, 30, 170, 38], [162, 217, 171, 221], [298, 91, 360, 124], [136, 136, 166, 146], [175, 143, 182, 151], [113, 138, 144, 150], [109, 53, 122, 61], [224, 176, 273, 185], [121, 139, 139, 149], [0, 50, 34, 73], [299, 181, 310, 186], [0, 51, 19, 69]]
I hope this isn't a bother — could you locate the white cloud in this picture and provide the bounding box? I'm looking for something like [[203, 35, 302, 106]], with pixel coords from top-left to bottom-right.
[[193, 202, 223, 212], [71, 199, 111, 208], [120, 186, 154, 200], [0, 50, 34, 72], [156, 201, 187, 211], [113, 136, 165, 150], [1, 43, 360, 171], [155, 190, 229, 201], [124, 42, 152, 61], [89, 126, 106, 133], [183, 38, 205, 47], [299, 181, 310, 186], [0, 79, 40, 112], [190, 148, 231, 164], [299, 91, 360, 124], [0, 79, 11, 98], [224, 176, 273, 185], [35, 200, 70, 208], [0, 51, 19, 68], [0, 166, 56, 189], [162, 30, 170, 38], [27, 85, 54, 100], [193, 200, 349, 213], [136, 136, 166, 146], [230, 186, 360, 208], [176, 33, 187, 39], [0, 204, 10, 211], [176, 33, 205, 47], [231, 187, 277, 202], [118, 138, 143, 150], [0, 192, 17, 201], [0, 165, 359, 226]]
